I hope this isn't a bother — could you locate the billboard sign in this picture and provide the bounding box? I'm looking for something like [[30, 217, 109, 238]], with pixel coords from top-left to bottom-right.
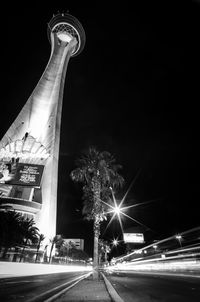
[[10, 164, 44, 187], [0, 162, 44, 187], [123, 233, 144, 243], [62, 238, 84, 250]]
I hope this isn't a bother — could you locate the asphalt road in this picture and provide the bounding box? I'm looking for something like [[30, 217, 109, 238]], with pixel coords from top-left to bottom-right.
[[105, 271, 200, 302], [0, 271, 89, 302]]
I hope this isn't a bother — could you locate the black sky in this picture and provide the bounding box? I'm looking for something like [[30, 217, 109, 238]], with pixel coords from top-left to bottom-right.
[[1, 1, 199, 256]]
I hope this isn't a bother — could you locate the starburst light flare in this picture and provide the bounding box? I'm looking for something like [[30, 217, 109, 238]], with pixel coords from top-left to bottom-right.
[[100, 190, 154, 235], [112, 239, 119, 246]]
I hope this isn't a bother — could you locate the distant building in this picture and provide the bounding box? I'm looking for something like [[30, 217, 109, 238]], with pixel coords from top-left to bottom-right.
[[63, 239, 84, 251]]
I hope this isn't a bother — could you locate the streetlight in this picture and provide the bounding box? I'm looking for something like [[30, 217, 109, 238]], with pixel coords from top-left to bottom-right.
[[113, 205, 121, 216], [175, 235, 182, 247], [112, 239, 119, 247], [153, 244, 158, 254], [101, 185, 153, 236]]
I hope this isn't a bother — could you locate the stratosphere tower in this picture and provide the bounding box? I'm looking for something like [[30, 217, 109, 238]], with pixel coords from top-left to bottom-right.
[[0, 13, 86, 241]]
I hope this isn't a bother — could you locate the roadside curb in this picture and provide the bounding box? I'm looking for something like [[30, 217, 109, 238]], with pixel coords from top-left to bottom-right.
[[101, 272, 124, 302]]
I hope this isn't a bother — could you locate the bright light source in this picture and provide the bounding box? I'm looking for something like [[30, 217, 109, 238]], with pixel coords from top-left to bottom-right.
[[57, 32, 73, 42], [114, 205, 121, 215], [112, 239, 119, 246]]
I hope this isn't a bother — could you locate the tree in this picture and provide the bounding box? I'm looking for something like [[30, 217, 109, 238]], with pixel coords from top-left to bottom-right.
[[49, 235, 64, 263], [0, 210, 23, 259], [19, 217, 39, 262], [70, 147, 124, 279], [69, 247, 89, 262], [0, 211, 39, 261], [35, 233, 45, 262], [58, 240, 76, 261], [98, 239, 111, 265]]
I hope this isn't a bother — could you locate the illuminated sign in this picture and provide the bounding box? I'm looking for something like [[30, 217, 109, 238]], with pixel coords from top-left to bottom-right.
[[123, 233, 144, 243], [0, 162, 44, 187], [11, 164, 44, 187]]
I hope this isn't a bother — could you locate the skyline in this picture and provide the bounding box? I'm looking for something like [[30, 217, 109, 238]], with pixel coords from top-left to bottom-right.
[[1, 2, 199, 256]]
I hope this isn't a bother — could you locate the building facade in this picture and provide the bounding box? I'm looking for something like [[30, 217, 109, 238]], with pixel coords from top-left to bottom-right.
[[0, 13, 85, 241]]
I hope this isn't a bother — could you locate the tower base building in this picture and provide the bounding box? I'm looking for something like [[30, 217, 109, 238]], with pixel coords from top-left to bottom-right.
[[0, 13, 85, 241]]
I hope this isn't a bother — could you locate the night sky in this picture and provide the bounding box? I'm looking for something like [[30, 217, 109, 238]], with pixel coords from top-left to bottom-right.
[[1, 1, 199, 256]]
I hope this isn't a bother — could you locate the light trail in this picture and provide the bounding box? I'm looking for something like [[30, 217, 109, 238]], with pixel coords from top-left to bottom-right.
[[0, 262, 92, 278], [112, 258, 200, 273], [107, 243, 200, 275], [113, 226, 200, 263]]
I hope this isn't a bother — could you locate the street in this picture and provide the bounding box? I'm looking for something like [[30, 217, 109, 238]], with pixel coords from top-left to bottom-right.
[[0, 271, 90, 302], [105, 271, 200, 302], [1, 260, 200, 302]]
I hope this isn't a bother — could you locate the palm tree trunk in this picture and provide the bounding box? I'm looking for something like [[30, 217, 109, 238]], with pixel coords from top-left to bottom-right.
[[20, 239, 28, 262], [93, 216, 100, 280], [35, 240, 41, 263], [12, 247, 19, 262], [92, 179, 102, 280], [49, 242, 54, 263], [2, 246, 9, 259]]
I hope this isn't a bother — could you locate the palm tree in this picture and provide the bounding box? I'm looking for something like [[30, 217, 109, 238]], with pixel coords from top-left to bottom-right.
[[49, 235, 64, 263], [19, 217, 39, 262], [0, 210, 23, 259], [98, 239, 110, 265], [58, 240, 75, 260], [70, 147, 124, 279], [35, 233, 45, 262]]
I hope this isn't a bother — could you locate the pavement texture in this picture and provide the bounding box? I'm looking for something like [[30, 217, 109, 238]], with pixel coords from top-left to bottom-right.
[[56, 274, 113, 302]]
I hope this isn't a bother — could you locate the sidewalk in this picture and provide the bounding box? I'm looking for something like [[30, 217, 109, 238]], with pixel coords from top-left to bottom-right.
[[56, 276, 111, 301], [55, 273, 123, 302]]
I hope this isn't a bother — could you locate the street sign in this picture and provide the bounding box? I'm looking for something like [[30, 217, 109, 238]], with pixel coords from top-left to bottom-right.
[[123, 232, 144, 243]]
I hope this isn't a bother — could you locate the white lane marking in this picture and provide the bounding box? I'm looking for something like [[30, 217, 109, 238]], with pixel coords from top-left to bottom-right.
[[2, 279, 44, 284], [44, 273, 92, 302], [26, 272, 92, 302]]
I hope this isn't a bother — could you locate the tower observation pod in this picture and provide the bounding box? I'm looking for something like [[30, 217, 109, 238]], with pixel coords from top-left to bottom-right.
[[0, 13, 86, 241]]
